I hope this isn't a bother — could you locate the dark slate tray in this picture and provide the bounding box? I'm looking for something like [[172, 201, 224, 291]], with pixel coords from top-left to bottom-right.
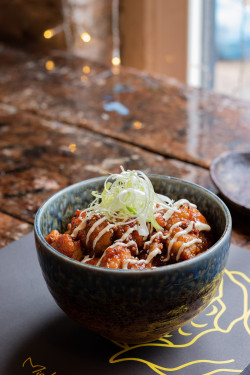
[[0, 233, 250, 375]]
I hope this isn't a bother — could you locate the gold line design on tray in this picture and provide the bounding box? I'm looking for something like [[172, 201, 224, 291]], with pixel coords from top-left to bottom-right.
[[22, 357, 56, 375], [110, 269, 250, 375]]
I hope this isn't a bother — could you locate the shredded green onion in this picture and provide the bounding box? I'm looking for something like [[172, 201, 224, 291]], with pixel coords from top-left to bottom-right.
[[87, 167, 174, 236]]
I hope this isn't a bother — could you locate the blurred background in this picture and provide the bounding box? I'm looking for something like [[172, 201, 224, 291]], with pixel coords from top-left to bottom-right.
[[0, 0, 250, 98]]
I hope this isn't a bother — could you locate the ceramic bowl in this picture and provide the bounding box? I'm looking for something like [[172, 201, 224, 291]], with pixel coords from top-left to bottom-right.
[[34, 175, 232, 344]]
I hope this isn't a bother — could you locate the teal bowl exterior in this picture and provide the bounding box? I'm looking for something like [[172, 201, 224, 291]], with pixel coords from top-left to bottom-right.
[[34, 175, 232, 344]]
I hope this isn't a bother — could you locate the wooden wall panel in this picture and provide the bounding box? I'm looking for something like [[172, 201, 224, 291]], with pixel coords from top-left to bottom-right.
[[120, 0, 188, 82]]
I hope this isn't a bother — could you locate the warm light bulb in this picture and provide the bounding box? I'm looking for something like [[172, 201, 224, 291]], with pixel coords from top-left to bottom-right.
[[69, 144, 77, 153], [81, 33, 91, 43], [133, 121, 142, 130], [45, 60, 55, 71], [44, 29, 54, 39], [112, 57, 121, 66], [82, 65, 90, 74]]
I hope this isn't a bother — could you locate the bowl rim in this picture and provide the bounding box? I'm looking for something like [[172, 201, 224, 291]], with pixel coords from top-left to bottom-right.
[[34, 175, 232, 275]]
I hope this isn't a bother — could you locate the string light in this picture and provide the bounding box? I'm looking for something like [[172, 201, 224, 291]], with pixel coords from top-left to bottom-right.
[[112, 56, 121, 66], [44, 29, 54, 39], [45, 60, 55, 71], [69, 144, 77, 153], [81, 32, 91, 43], [82, 65, 90, 74], [133, 121, 142, 130], [112, 0, 121, 67], [43, 1, 121, 69], [43, 25, 64, 39]]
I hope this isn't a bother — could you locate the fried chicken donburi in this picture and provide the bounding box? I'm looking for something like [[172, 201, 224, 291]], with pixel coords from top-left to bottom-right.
[[45, 169, 213, 270]]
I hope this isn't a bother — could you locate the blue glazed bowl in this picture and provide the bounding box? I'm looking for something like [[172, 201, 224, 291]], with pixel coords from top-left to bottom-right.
[[34, 175, 232, 344]]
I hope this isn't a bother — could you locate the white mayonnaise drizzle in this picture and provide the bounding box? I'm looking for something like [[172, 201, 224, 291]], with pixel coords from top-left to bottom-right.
[[86, 216, 106, 246], [122, 247, 162, 269], [194, 221, 211, 231], [175, 199, 196, 208], [153, 212, 162, 218], [168, 221, 194, 252], [92, 223, 114, 250], [81, 255, 94, 263], [96, 239, 139, 267], [109, 240, 137, 248], [145, 247, 162, 264], [110, 226, 139, 254], [163, 199, 196, 222], [151, 200, 210, 262], [71, 215, 89, 238], [176, 238, 202, 261], [169, 221, 185, 234], [122, 259, 145, 269], [120, 226, 136, 242], [144, 231, 169, 249], [74, 198, 211, 268], [72, 211, 139, 251], [96, 250, 107, 267]]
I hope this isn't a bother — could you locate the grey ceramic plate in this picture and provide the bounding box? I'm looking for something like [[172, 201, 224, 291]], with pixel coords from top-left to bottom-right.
[[210, 151, 250, 216]]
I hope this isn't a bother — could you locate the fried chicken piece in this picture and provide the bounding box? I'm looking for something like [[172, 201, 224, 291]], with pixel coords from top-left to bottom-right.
[[114, 220, 144, 255], [67, 209, 84, 233], [128, 262, 152, 270], [98, 244, 152, 270], [165, 233, 201, 262], [77, 214, 114, 257], [156, 203, 209, 231], [98, 245, 133, 269], [45, 231, 83, 261], [153, 204, 212, 264], [45, 229, 60, 244]]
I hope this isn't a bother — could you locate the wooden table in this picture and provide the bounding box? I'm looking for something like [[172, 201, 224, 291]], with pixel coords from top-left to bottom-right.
[[0, 44, 249, 249]]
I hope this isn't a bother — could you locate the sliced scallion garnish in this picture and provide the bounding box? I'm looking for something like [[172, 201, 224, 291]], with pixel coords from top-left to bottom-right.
[[86, 167, 174, 236]]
